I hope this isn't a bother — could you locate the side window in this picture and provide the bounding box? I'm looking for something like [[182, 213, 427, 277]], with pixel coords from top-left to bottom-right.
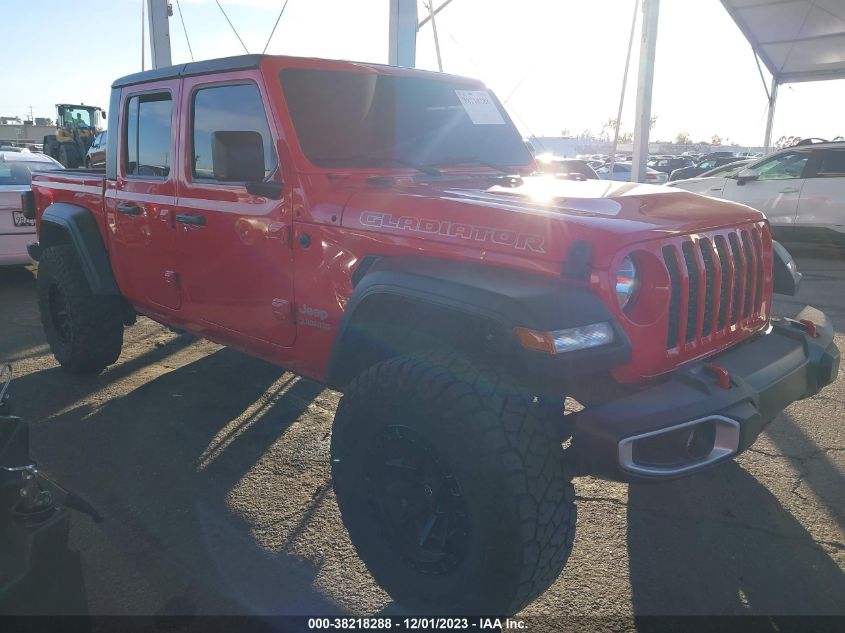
[[124, 92, 172, 178], [755, 151, 809, 181], [191, 83, 277, 181], [699, 160, 716, 170], [813, 149, 845, 178]]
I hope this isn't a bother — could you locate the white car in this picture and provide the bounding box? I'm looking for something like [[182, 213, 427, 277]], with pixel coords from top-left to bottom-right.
[[668, 142, 845, 243], [666, 159, 752, 195], [0, 151, 64, 265], [594, 161, 669, 184]]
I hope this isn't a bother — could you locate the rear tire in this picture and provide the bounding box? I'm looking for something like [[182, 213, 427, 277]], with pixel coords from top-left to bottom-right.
[[331, 351, 576, 615], [37, 245, 123, 374]]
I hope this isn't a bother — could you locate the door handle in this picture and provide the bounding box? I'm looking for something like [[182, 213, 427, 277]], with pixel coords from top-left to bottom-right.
[[175, 214, 206, 226], [116, 204, 141, 215], [779, 187, 799, 193], [709, 186, 723, 190]]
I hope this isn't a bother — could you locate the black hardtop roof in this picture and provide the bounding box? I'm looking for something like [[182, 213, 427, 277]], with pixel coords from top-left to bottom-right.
[[111, 54, 483, 89], [112, 54, 264, 88]]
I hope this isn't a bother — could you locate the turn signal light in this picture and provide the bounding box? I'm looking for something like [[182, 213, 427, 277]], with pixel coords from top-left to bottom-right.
[[514, 322, 614, 355]]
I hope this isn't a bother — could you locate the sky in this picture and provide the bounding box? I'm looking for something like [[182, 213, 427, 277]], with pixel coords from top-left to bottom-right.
[[1, 0, 844, 147]]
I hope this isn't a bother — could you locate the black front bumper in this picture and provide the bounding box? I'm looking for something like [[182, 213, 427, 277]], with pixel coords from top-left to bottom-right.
[[569, 306, 840, 482]]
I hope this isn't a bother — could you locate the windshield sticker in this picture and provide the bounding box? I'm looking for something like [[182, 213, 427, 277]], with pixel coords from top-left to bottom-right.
[[455, 90, 505, 125]]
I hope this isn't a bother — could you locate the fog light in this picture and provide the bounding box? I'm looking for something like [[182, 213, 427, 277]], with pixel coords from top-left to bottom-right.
[[514, 322, 614, 354]]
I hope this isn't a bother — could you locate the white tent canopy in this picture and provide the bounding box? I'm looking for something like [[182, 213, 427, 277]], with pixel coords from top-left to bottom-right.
[[719, 0, 845, 153], [720, 0, 845, 84]]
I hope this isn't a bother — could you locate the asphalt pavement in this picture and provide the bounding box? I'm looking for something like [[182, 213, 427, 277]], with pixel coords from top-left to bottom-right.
[[0, 243, 842, 621]]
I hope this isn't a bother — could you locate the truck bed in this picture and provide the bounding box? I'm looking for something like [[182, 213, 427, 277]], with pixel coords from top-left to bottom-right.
[[31, 170, 106, 214], [30, 170, 107, 234]]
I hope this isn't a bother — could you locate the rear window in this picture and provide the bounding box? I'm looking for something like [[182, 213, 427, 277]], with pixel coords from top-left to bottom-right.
[[0, 158, 63, 185], [816, 149, 845, 177], [124, 92, 173, 178]]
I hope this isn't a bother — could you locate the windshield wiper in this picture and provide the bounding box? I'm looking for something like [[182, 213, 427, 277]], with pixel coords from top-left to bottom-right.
[[312, 153, 442, 177]]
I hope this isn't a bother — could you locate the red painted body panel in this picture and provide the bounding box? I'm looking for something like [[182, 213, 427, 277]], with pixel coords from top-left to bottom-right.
[[31, 54, 774, 386]]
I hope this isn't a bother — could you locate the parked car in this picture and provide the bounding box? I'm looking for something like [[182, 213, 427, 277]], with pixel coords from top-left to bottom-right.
[[25, 54, 837, 615], [672, 142, 845, 244], [85, 131, 107, 167], [536, 156, 599, 180], [0, 151, 63, 265], [648, 156, 694, 175], [594, 161, 668, 183], [669, 156, 742, 181], [669, 160, 753, 196], [666, 159, 752, 195]]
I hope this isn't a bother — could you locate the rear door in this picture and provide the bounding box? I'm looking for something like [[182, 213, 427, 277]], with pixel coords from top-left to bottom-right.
[[720, 149, 811, 224], [106, 81, 182, 311], [173, 74, 296, 346], [795, 147, 845, 237]]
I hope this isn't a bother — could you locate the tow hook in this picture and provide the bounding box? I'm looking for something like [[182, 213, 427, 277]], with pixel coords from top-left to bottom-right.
[[799, 319, 819, 337], [704, 364, 731, 390]]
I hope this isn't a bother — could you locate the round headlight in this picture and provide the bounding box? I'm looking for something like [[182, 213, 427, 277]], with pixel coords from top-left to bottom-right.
[[616, 256, 639, 311]]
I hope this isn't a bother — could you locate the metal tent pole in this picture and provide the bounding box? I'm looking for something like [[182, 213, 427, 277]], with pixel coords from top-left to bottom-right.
[[388, 0, 418, 67], [631, 0, 659, 183], [147, 0, 172, 69], [763, 78, 779, 154], [608, 0, 640, 180]]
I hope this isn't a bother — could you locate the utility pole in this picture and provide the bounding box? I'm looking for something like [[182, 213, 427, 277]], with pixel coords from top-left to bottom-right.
[[631, 0, 659, 183], [147, 0, 173, 69], [141, 0, 145, 71]]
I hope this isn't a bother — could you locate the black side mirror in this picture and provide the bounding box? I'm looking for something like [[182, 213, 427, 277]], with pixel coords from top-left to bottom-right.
[[101, 110, 106, 120], [211, 131, 266, 182], [735, 167, 760, 186]]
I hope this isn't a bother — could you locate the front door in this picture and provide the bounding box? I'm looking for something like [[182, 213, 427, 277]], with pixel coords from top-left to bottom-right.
[[796, 147, 845, 237], [106, 81, 182, 312], [174, 75, 296, 347], [720, 149, 811, 225]]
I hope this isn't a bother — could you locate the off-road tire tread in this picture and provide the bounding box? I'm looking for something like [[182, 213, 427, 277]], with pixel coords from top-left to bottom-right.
[[332, 350, 576, 614], [38, 245, 123, 373]]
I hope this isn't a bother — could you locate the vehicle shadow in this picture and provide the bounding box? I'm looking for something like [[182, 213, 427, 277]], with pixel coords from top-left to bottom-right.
[[19, 346, 338, 615], [0, 266, 38, 360], [7, 333, 198, 423], [626, 461, 845, 619]]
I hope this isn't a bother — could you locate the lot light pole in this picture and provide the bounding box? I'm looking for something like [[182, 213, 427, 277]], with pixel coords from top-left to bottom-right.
[[631, 0, 659, 183]]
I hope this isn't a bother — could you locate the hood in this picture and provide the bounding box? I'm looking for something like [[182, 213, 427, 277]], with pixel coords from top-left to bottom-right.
[[340, 174, 763, 267]]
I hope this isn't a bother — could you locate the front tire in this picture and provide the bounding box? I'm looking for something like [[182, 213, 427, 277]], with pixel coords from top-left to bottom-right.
[[331, 352, 576, 615], [37, 245, 124, 373], [58, 143, 81, 168]]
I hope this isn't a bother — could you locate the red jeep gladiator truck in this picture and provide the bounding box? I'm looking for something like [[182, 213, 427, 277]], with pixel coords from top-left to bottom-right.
[[23, 54, 839, 614]]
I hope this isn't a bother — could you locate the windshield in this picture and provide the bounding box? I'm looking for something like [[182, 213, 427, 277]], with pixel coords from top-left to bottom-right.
[[60, 106, 96, 128], [0, 156, 63, 184], [280, 68, 531, 170]]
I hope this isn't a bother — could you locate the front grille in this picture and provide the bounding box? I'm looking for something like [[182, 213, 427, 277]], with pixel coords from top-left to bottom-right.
[[662, 225, 767, 351]]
